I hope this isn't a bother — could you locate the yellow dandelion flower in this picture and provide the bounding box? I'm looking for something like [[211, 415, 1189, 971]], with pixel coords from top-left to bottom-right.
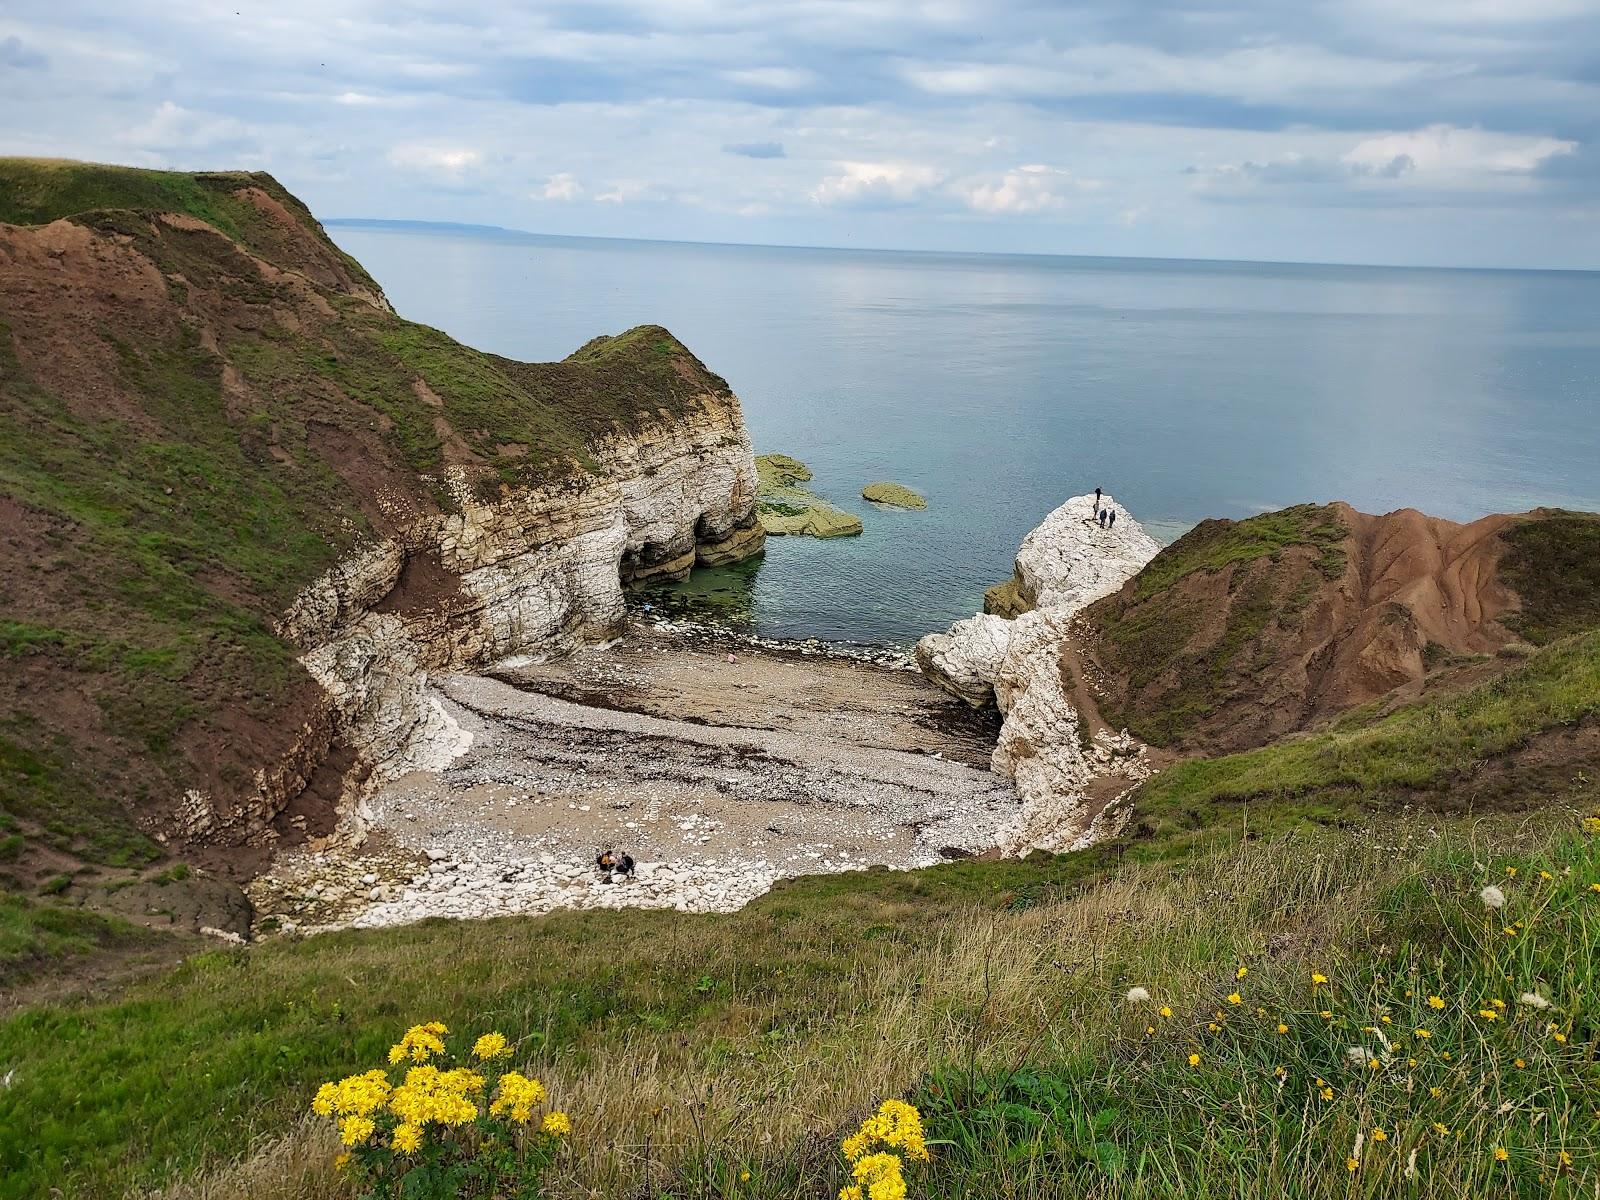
[[1367, 1058, 1381, 1071], [1227, 993, 1242, 1006], [1490, 999, 1506, 1010], [1145, 1025, 1155, 1035], [1346, 1157, 1360, 1172], [1277, 1023, 1289, 1034], [1312, 972, 1329, 986], [1429, 1087, 1443, 1099], [1189, 1052, 1201, 1066], [1159, 1006, 1173, 1019], [1478, 1009, 1500, 1021], [1414, 1028, 1433, 1039], [1407, 1057, 1417, 1067], [1539, 871, 1553, 882], [1433, 1123, 1451, 1138], [1589, 882, 1600, 894], [1427, 995, 1445, 1010], [1559, 1151, 1573, 1167], [1320, 1010, 1334, 1020], [472, 1032, 511, 1060], [740, 1170, 751, 1183], [1208, 1022, 1221, 1032], [542, 1110, 571, 1136], [1503, 927, 1518, 938], [1514, 1058, 1525, 1068], [1274, 1065, 1287, 1079], [1320, 1086, 1335, 1101], [1441, 1051, 1452, 1060], [1372, 1128, 1388, 1142], [1493, 1147, 1509, 1162], [1237, 966, 1249, 979]]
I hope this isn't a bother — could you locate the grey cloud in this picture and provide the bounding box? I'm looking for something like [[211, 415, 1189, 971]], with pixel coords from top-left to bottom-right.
[[723, 141, 784, 158], [0, 35, 48, 70]]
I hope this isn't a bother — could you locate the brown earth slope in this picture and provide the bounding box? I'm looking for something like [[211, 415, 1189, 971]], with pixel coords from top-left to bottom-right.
[[1081, 501, 1600, 753], [0, 160, 758, 930]]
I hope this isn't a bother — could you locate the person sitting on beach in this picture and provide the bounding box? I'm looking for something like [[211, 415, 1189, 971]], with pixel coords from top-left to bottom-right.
[[596, 849, 616, 878], [618, 852, 636, 880]]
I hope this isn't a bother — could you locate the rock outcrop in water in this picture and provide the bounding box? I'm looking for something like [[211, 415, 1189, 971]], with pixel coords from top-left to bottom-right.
[[917, 493, 1160, 851], [755, 453, 863, 537]]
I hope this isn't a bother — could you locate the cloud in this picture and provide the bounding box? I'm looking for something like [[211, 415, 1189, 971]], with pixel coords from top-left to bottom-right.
[[0, 35, 48, 70], [118, 101, 256, 160], [722, 66, 815, 90], [1341, 124, 1575, 175], [961, 164, 1088, 214], [811, 161, 942, 208], [723, 140, 785, 159], [538, 172, 582, 201], [386, 144, 482, 175]]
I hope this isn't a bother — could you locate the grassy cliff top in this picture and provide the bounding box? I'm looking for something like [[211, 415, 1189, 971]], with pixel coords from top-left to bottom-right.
[[0, 157, 387, 304]]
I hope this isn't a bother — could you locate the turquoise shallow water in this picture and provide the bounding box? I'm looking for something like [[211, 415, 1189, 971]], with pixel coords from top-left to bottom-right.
[[329, 223, 1600, 647]]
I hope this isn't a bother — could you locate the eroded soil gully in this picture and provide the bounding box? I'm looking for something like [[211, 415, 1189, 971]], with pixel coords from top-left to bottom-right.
[[247, 624, 1017, 932]]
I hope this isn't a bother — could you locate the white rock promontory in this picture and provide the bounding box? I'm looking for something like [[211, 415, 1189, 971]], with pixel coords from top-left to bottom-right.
[[916, 492, 1161, 851]]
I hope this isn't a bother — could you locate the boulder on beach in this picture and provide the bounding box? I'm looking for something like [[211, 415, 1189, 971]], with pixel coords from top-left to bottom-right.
[[862, 481, 927, 509]]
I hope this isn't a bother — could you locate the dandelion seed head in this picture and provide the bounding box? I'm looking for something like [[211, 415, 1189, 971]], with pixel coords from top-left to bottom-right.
[[1480, 885, 1506, 909]]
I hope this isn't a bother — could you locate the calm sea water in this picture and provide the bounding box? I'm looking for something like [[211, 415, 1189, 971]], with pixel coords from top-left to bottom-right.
[[329, 223, 1600, 647]]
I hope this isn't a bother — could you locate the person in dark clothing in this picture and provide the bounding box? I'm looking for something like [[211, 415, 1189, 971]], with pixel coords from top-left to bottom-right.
[[1097, 508, 1107, 528], [596, 849, 616, 878], [1093, 486, 1102, 517], [1108, 509, 1117, 529], [618, 853, 636, 880]]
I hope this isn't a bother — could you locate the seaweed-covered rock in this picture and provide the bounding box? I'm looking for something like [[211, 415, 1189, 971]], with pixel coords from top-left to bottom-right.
[[862, 481, 926, 509], [754, 454, 863, 538]]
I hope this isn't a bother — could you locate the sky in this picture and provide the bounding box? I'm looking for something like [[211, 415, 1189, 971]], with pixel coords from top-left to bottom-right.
[[3, 1, 1600, 268]]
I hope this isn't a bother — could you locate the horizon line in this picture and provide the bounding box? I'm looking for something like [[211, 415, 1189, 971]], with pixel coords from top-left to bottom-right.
[[322, 216, 1598, 277]]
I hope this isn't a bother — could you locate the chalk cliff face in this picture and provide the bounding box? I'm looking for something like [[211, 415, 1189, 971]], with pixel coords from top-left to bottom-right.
[[917, 493, 1160, 851], [282, 396, 764, 800]]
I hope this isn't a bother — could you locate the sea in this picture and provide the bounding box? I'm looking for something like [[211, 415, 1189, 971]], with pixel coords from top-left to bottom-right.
[[328, 222, 1600, 649]]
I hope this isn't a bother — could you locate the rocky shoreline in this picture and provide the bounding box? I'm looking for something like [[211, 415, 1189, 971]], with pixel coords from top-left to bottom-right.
[[248, 621, 1014, 933]]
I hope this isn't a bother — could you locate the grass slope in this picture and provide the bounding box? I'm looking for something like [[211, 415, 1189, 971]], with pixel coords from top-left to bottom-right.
[[1126, 628, 1600, 855], [2, 631, 1597, 1197]]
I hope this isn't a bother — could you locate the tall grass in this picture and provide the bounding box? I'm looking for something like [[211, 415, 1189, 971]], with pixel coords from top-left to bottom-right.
[[9, 814, 1584, 1199]]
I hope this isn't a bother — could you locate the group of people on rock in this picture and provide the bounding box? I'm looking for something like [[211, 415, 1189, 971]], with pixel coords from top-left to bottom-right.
[[1091, 486, 1118, 530], [595, 848, 636, 882]]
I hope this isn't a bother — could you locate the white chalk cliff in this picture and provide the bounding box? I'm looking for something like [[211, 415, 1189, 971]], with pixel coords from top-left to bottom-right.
[[276, 390, 764, 813], [917, 493, 1161, 852]]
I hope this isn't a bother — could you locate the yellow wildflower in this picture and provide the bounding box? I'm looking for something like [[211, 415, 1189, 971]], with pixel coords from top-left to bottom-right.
[[1312, 973, 1328, 986], [1433, 1123, 1451, 1138], [1427, 995, 1445, 1010], [1539, 871, 1553, 882], [1159, 1006, 1173, 1018], [1478, 1009, 1500, 1021], [1514, 1058, 1525, 1068], [1414, 1028, 1432, 1039], [1277, 1023, 1289, 1034], [1589, 882, 1600, 893], [388, 1021, 448, 1065], [1493, 1147, 1509, 1162], [471, 1031, 511, 1060], [488, 1071, 547, 1125], [334, 1153, 350, 1171], [392, 1123, 423, 1154], [841, 1100, 928, 1165], [1430, 1087, 1442, 1099], [1320, 1086, 1335, 1101], [1346, 1157, 1359, 1172], [1559, 1151, 1573, 1168], [1236, 966, 1249, 979], [339, 1115, 376, 1146], [1372, 1128, 1388, 1142], [1227, 993, 1242, 1006], [1320, 1010, 1333, 1020], [1188, 1053, 1201, 1066], [850, 1153, 908, 1200], [1208, 1022, 1221, 1032], [1490, 999, 1506, 1010], [840, 1188, 864, 1200], [542, 1110, 571, 1136]]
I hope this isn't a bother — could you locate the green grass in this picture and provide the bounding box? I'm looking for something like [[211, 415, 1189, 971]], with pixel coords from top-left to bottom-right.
[[0, 888, 151, 986], [3, 817, 1593, 1200], [1127, 627, 1600, 853], [1128, 504, 1348, 601], [0, 158, 384, 300], [1499, 512, 1600, 646]]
